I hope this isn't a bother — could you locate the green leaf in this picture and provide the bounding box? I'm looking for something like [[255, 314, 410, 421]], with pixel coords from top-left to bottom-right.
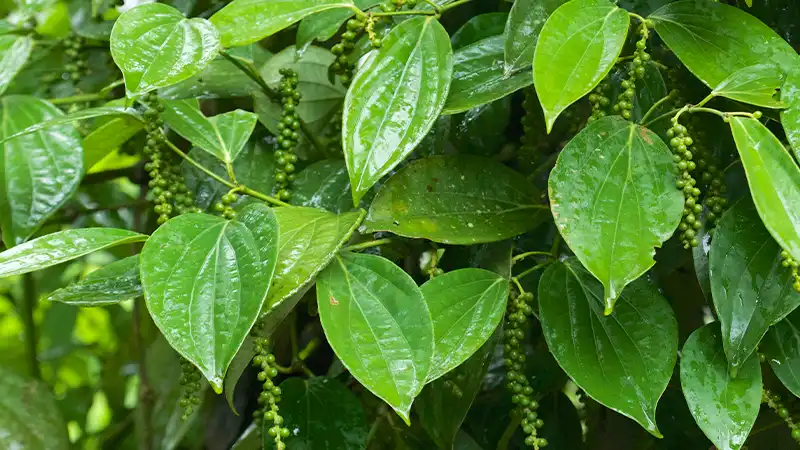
[[538, 258, 678, 437], [365, 155, 547, 245], [140, 204, 279, 392], [0, 368, 69, 450], [709, 64, 785, 109], [292, 159, 353, 213], [159, 46, 267, 99], [296, 0, 379, 49], [162, 99, 258, 164], [0, 228, 147, 278], [343, 17, 453, 204], [450, 12, 507, 50], [0, 35, 33, 96], [533, 0, 629, 132], [781, 68, 800, 161], [680, 323, 762, 450], [549, 116, 683, 313], [650, 1, 798, 92], [631, 61, 667, 122], [110, 3, 221, 96], [762, 309, 800, 398], [83, 115, 145, 171], [421, 268, 508, 381], [710, 198, 800, 374], [442, 35, 532, 115], [0, 105, 142, 143], [503, 0, 564, 76], [1, 95, 84, 247], [44, 255, 142, 306], [267, 377, 369, 450], [316, 252, 433, 423], [210, 0, 356, 48], [729, 116, 800, 264]]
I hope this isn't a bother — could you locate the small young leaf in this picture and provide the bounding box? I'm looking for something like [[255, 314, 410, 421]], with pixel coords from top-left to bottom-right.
[[503, 0, 564, 76], [781, 68, 800, 160], [110, 3, 220, 96], [0, 368, 69, 449], [365, 155, 547, 245], [533, 0, 629, 132], [762, 309, 800, 398], [45, 255, 142, 306], [730, 116, 800, 263], [442, 35, 532, 115], [710, 64, 785, 109], [0, 35, 33, 96], [680, 323, 762, 450], [421, 268, 508, 381], [162, 99, 258, 164], [0, 228, 147, 278], [210, 0, 355, 48], [710, 198, 800, 374], [292, 159, 353, 213], [140, 204, 279, 392], [539, 258, 677, 438], [316, 252, 433, 423], [343, 17, 453, 204], [549, 116, 683, 313]]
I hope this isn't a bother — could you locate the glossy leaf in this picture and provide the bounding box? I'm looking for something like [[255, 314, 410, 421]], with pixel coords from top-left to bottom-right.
[[710, 64, 786, 109], [1, 96, 84, 247], [162, 99, 258, 164], [680, 323, 762, 450], [210, 0, 355, 48], [781, 68, 800, 160], [292, 159, 353, 213], [538, 258, 678, 437], [0, 368, 69, 449], [533, 0, 629, 132], [45, 255, 142, 306], [83, 115, 145, 171], [159, 46, 265, 99], [549, 116, 683, 313], [296, 0, 380, 49], [365, 155, 547, 245], [343, 17, 453, 204], [710, 198, 800, 374], [503, 0, 564, 76], [110, 3, 220, 96], [442, 35, 532, 115], [316, 252, 433, 423], [631, 61, 666, 122], [0, 105, 142, 143], [421, 268, 508, 381], [730, 117, 800, 263], [0, 35, 33, 96], [650, 1, 798, 91], [140, 204, 279, 392], [450, 12, 507, 49], [762, 309, 800, 398], [268, 377, 368, 449], [0, 228, 146, 278]]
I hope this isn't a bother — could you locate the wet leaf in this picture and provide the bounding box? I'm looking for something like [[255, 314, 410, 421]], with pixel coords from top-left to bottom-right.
[[631, 61, 666, 122], [0, 105, 142, 143], [710, 64, 785, 109], [162, 99, 258, 164], [45, 255, 142, 306], [680, 322, 762, 450], [533, 0, 629, 132], [730, 117, 800, 263], [443, 35, 532, 115], [0, 228, 146, 278], [421, 268, 508, 381], [83, 115, 144, 171], [781, 68, 800, 160], [450, 12, 507, 49], [316, 252, 433, 423], [140, 204, 279, 392], [762, 309, 800, 398], [343, 17, 453, 204], [1, 95, 84, 247], [159, 45, 265, 99], [296, 0, 380, 49], [549, 116, 683, 313], [710, 198, 800, 374], [538, 258, 678, 437], [0, 35, 33, 96], [111, 3, 220, 96], [0, 367, 69, 450], [292, 159, 353, 213], [365, 155, 547, 245], [503, 0, 565, 76]]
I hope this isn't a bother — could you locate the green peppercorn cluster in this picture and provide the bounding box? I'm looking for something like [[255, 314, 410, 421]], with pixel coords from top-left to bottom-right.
[[274, 69, 301, 202], [612, 26, 650, 120], [331, 19, 365, 85], [763, 389, 800, 442], [324, 110, 344, 155], [441, 373, 464, 398], [667, 119, 702, 248], [213, 191, 239, 220], [690, 132, 727, 227], [779, 250, 800, 293], [141, 93, 199, 224], [178, 358, 202, 420], [587, 80, 611, 122], [252, 336, 290, 450], [504, 292, 547, 449], [63, 35, 88, 83]]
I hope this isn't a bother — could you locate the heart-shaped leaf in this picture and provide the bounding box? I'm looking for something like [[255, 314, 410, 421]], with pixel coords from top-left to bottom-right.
[[45, 255, 142, 306], [549, 116, 683, 313], [162, 99, 258, 164], [343, 16, 453, 204], [140, 203, 279, 392], [538, 258, 678, 437], [503, 0, 564, 76], [316, 252, 433, 423], [710, 64, 785, 109], [111, 3, 220, 96], [762, 309, 800, 398], [0, 35, 33, 96], [680, 323, 762, 450], [0, 368, 69, 449]]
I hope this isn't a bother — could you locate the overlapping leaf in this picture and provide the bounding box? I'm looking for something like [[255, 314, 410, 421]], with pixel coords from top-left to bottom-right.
[[0, 368, 69, 449], [45, 255, 142, 306], [710, 64, 785, 109], [503, 0, 564, 76], [0, 34, 33, 96], [763, 309, 800, 398]]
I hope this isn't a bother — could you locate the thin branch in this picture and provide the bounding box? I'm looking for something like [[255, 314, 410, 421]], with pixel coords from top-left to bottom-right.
[[512, 251, 554, 264], [341, 238, 393, 253]]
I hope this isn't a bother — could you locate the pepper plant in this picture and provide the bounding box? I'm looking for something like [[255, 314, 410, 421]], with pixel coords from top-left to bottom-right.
[[2, 0, 800, 449]]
